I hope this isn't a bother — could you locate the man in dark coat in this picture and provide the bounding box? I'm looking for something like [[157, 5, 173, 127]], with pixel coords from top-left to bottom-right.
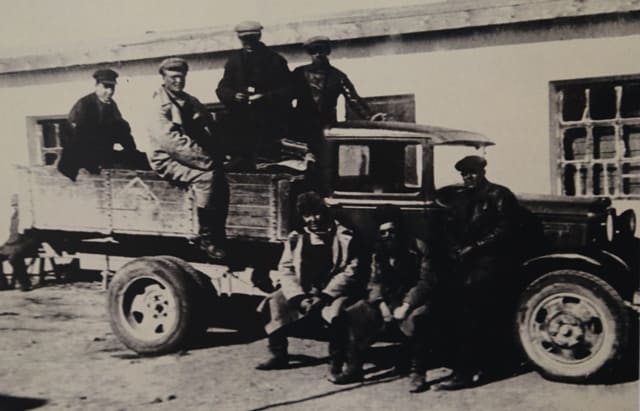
[[432, 155, 521, 391], [216, 21, 292, 170], [329, 205, 441, 392], [290, 36, 383, 157], [256, 192, 367, 374], [57, 69, 141, 180], [147, 57, 229, 261]]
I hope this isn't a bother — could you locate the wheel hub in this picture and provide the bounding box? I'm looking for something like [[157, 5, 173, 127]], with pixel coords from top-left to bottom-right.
[[530, 293, 606, 363], [121, 279, 179, 342], [547, 313, 584, 347]]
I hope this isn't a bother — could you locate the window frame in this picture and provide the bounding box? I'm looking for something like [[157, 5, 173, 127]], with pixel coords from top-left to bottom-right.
[[330, 138, 429, 200], [26, 115, 69, 166]]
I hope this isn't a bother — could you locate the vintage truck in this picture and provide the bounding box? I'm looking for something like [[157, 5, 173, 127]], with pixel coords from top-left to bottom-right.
[[15, 121, 639, 382]]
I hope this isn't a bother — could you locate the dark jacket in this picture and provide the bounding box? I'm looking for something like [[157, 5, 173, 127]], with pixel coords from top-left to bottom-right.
[[216, 42, 291, 150], [449, 180, 520, 257], [368, 238, 438, 310], [291, 63, 372, 153], [58, 93, 137, 180]]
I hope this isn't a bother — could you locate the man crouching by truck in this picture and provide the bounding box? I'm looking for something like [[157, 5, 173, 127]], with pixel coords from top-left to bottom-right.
[[147, 57, 229, 261], [256, 192, 367, 374]]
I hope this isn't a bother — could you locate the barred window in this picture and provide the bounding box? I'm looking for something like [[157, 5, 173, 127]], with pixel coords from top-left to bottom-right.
[[551, 77, 640, 199]]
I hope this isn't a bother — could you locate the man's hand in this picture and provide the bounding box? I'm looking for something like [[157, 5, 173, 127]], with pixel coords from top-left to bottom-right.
[[393, 303, 410, 320], [379, 301, 393, 322], [248, 93, 264, 102], [234, 92, 249, 103], [450, 245, 473, 261], [370, 112, 387, 121], [299, 296, 325, 314]]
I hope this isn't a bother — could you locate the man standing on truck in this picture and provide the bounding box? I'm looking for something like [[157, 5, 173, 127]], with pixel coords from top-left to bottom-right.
[[216, 21, 292, 171], [147, 57, 229, 261], [328, 205, 443, 391], [290, 36, 384, 157], [432, 155, 521, 391], [256, 191, 366, 373], [57, 69, 143, 181]]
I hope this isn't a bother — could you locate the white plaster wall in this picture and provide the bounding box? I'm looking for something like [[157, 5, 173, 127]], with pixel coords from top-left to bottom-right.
[[1, 33, 640, 233]]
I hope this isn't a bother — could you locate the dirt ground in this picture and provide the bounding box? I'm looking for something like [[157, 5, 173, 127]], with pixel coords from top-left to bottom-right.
[[0, 281, 638, 411]]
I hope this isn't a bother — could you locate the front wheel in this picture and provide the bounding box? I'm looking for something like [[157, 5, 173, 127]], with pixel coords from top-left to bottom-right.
[[516, 269, 629, 381]]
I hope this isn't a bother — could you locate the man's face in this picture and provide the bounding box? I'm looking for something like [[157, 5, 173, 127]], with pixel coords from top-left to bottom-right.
[[95, 82, 115, 103], [302, 210, 329, 233], [162, 70, 186, 94], [239, 34, 261, 52], [461, 169, 485, 188], [378, 222, 398, 250], [309, 47, 330, 66]]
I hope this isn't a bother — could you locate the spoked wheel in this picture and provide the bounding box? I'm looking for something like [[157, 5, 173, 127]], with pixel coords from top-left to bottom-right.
[[108, 257, 204, 355], [516, 270, 629, 381]]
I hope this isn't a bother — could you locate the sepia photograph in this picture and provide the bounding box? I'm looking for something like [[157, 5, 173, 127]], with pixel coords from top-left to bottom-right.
[[0, 0, 638, 409]]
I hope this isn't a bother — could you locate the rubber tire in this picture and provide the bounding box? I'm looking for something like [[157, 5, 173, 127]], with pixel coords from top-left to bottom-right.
[[107, 256, 201, 355], [149, 255, 218, 335], [516, 269, 629, 382]]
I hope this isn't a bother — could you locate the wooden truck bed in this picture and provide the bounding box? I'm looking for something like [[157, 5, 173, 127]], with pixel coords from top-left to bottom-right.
[[15, 166, 299, 243]]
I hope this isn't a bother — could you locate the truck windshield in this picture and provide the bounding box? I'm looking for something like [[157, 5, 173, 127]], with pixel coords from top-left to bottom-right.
[[433, 145, 487, 188], [335, 141, 422, 194]]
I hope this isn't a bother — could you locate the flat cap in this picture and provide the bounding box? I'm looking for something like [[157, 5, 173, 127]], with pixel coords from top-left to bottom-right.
[[296, 191, 326, 216], [234, 20, 263, 36], [455, 155, 487, 172], [158, 57, 189, 74], [304, 35, 331, 49], [93, 69, 118, 84]]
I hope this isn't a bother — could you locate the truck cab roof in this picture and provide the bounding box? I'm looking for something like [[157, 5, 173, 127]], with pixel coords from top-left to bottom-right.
[[325, 121, 494, 148]]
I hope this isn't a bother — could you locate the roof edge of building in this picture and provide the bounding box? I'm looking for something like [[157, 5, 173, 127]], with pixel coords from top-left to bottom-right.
[[1, 0, 639, 74]]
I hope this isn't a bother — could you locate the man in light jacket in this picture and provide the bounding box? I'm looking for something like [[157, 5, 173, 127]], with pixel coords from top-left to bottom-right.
[[147, 57, 229, 260], [256, 192, 366, 374]]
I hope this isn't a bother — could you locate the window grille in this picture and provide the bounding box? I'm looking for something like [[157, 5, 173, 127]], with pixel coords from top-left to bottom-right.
[[552, 78, 640, 199]]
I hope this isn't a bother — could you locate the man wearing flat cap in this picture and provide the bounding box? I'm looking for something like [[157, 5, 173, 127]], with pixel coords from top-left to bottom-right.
[[147, 57, 229, 260], [57, 68, 140, 180], [432, 155, 521, 391], [290, 36, 383, 157], [216, 21, 292, 170]]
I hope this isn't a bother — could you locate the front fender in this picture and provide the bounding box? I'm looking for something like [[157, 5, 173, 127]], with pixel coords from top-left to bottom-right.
[[520, 251, 636, 301]]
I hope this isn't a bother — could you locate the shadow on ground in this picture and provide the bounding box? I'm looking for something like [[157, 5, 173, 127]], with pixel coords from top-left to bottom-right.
[[0, 394, 47, 410]]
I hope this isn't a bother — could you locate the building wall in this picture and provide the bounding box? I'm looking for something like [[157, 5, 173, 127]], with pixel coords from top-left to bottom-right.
[[1, 30, 639, 214]]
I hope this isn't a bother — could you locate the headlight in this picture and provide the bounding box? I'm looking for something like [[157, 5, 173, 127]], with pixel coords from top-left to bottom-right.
[[615, 209, 637, 239], [604, 210, 615, 242]]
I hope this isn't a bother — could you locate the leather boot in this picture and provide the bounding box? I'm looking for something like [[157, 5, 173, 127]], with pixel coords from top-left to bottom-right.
[[256, 333, 289, 370], [328, 316, 348, 378], [197, 208, 226, 261], [408, 359, 428, 393], [328, 345, 363, 384]]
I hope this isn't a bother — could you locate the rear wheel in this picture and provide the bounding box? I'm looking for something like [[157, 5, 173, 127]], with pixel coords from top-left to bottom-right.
[[107, 257, 201, 355], [516, 269, 629, 381]]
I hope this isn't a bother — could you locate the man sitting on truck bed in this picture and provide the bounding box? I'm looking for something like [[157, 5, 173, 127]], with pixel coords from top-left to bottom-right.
[[256, 192, 367, 373], [57, 69, 145, 181], [147, 57, 229, 261]]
